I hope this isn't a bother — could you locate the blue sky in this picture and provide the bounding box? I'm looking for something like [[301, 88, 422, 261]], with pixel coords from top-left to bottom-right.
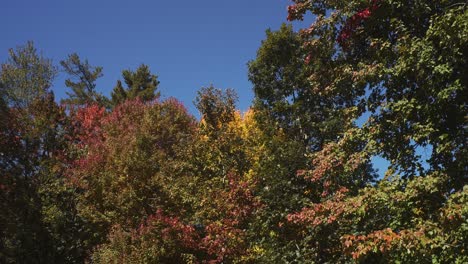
[[1, 0, 309, 115]]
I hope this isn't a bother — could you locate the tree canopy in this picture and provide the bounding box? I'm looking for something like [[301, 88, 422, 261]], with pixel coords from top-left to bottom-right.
[[0, 1, 466, 263]]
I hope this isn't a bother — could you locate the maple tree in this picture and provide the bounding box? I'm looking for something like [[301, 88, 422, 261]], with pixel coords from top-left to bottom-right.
[[283, 0, 467, 262]]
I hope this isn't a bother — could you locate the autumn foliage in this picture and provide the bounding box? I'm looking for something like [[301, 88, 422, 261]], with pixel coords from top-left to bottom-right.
[[1, 1, 466, 263]]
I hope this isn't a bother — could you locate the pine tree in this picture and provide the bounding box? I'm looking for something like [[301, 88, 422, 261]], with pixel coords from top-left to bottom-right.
[[60, 53, 109, 107], [110, 64, 160, 107]]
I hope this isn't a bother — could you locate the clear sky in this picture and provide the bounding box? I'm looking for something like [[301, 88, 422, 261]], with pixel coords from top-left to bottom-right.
[[2, 0, 398, 176], [1, 0, 309, 115]]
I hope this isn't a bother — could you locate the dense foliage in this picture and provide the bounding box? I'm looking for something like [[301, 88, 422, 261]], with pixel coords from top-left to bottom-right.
[[0, 1, 466, 263]]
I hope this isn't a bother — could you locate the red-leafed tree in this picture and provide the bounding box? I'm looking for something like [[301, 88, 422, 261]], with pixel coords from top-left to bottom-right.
[[66, 98, 197, 238]]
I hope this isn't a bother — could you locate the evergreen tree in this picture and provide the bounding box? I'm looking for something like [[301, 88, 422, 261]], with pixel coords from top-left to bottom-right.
[[60, 53, 109, 107], [110, 64, 160, 107]]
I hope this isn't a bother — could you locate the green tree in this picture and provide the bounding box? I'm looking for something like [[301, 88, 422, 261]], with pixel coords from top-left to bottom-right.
[[287, 0, 467, 180], [285, 0, 467, 262], [0, 41, 56, 108], [60, 53, 109, 107], [246, 23, 377, 262], [248, 24, 348, 151], [110, 64, 160, 107]]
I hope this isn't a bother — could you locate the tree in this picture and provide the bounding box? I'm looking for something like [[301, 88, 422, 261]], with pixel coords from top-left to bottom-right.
[[66, 98, 197, 248], [0, 42, 89, 263], [195, 86, 237, 131], [287, 0, 467, 180], [0, 41, 56, 108], [91, 209, 200, 263], [60, 53, 109, 107], [285, 0, 467, 262], [110, 64, 160, 107], [192, 86, 247, 177], [248, 23, 352, 151], [246, 23, 377, 262], [174, 87, 263, 262]]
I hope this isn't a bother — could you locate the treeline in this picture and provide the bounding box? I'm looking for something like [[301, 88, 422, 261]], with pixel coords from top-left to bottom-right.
[[0, 0, 467, 263]]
